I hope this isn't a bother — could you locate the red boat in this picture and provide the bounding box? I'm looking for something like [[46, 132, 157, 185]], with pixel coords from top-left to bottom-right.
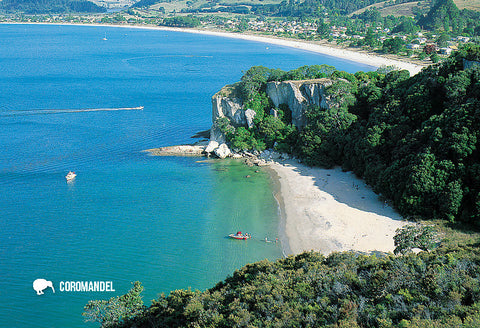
[[229, 231, 251, 240]]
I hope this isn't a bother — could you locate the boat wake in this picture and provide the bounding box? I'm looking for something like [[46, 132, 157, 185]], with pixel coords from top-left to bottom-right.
[[0, 106, 144, 116]]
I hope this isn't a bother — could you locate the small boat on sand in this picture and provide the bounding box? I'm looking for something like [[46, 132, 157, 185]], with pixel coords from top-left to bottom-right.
[[229, 231, 251, 240], [66, 171, 76, 181]]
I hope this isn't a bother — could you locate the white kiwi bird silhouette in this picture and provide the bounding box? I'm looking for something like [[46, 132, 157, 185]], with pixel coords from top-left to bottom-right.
[[33, 279, 55, 295]]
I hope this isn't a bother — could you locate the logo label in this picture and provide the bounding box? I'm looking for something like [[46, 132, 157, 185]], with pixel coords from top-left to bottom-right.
[[33, 279, 115, 295]]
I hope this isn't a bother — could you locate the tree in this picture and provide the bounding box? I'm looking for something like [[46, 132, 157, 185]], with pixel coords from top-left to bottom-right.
[[393, 225, 439, 255], [161, 16, 201, 28], [393, 18, 418, 34], [240, 66, 272, 100], [418, 0, 460, 32], [356, 7, 382, 24], [423, 44, 437, 55], [316, 18, 330, 36], [364, 28, 378, 48], [83, 281, 146, 328], [383, 38, 406, 54], [237, 18, 248, 32]]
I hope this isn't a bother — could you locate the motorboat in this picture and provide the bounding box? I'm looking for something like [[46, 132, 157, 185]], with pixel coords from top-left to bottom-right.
[[65, 171, 76, 181]]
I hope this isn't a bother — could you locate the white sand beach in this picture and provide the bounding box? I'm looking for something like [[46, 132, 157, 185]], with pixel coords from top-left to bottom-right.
[[270, 160, 407, 256]]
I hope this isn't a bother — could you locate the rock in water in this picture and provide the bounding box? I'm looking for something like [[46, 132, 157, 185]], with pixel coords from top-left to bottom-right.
[[205, 140, 219, 153], [215, 143, 231, 159]]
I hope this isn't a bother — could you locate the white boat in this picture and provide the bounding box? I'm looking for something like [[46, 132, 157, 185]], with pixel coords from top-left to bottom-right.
[[65, 171, 76, 181]]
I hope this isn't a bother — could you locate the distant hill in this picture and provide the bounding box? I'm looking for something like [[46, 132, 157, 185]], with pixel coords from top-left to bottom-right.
[[350, 0, 429, 17], [453, 0, 480, 11], [0, 0, 107, 13]]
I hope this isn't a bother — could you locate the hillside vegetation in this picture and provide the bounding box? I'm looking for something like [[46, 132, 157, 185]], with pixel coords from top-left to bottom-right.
[[0, 0, 106, 13], [86, 245, 480, 328]]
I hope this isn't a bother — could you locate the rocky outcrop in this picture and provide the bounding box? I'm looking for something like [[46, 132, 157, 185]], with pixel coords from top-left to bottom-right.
[[210, 83, 252, 146], [214, 143, 231, 159], [205, 140, 219, 153], [266, 78, 332, 129], [210, 83, 258, 153], [145, 145, 205, 156]]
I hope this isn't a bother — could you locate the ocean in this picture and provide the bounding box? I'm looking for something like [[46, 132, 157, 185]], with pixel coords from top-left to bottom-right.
[[0, 23, 374, 327]]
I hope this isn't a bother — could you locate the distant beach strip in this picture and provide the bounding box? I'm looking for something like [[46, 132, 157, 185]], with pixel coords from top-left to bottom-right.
[[5, 22, 425, 76], [155, 27, 425, 76], [122, 24, 425, 75]]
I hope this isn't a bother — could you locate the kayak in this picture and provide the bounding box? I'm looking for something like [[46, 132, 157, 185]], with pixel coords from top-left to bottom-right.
[[229, 233, 251, 240]]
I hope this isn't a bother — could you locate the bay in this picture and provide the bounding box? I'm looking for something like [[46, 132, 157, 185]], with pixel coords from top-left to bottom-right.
[[0, 23, 374, 327]]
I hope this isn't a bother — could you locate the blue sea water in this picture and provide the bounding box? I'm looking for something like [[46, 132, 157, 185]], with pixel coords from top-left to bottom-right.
[[0, 24, 374, 327]]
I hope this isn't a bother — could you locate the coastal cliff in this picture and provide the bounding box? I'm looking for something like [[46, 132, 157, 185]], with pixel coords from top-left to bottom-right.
[[211, 83, 245, 127], [266, 78, 332, 128], [209, 78, 334, 151]]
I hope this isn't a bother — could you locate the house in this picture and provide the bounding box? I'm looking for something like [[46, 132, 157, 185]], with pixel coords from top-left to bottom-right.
[[440, 47, 452, 55]]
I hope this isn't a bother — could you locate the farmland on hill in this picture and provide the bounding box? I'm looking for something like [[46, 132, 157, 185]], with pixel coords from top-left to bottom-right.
[[453, 0, 480, 11], [350, 0, 430, 17]]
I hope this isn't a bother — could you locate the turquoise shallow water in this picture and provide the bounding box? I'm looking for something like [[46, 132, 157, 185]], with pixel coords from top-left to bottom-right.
[[0, 24, 374, 327]]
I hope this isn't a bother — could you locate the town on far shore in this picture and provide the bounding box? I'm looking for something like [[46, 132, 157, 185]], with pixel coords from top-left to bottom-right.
[[1, 0, 479, 66]]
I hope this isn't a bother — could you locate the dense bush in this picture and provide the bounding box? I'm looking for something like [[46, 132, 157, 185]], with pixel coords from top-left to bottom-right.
[[95, 248, 480, 328], [160, 16, 201, 28], [339, 45, 480, 224], [0, 0, 106, 13]]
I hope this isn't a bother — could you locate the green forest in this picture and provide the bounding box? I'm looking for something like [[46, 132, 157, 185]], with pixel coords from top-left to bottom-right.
[[215, 44, 480, 225], [0, 0, 106, 14]]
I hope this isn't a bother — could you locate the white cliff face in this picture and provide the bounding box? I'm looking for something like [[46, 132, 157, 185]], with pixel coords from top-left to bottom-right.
[[209, 79, 334, 154], [210, 84, 257, 144], [266, 78, 332, 129], [212, 95, 245, 126], [244, 108, 256, 129]]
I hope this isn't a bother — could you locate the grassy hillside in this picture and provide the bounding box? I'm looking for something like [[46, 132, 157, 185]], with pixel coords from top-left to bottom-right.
[[133, 0, 282, 14], [350, 0, 429, 17], [454, 0, 480, 11]]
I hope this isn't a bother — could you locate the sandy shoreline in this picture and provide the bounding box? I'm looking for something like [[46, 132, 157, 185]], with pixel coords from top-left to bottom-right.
[[269, 160, 406, 256], [153, 26, 425, 75], [3, 22, 425, 75]]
